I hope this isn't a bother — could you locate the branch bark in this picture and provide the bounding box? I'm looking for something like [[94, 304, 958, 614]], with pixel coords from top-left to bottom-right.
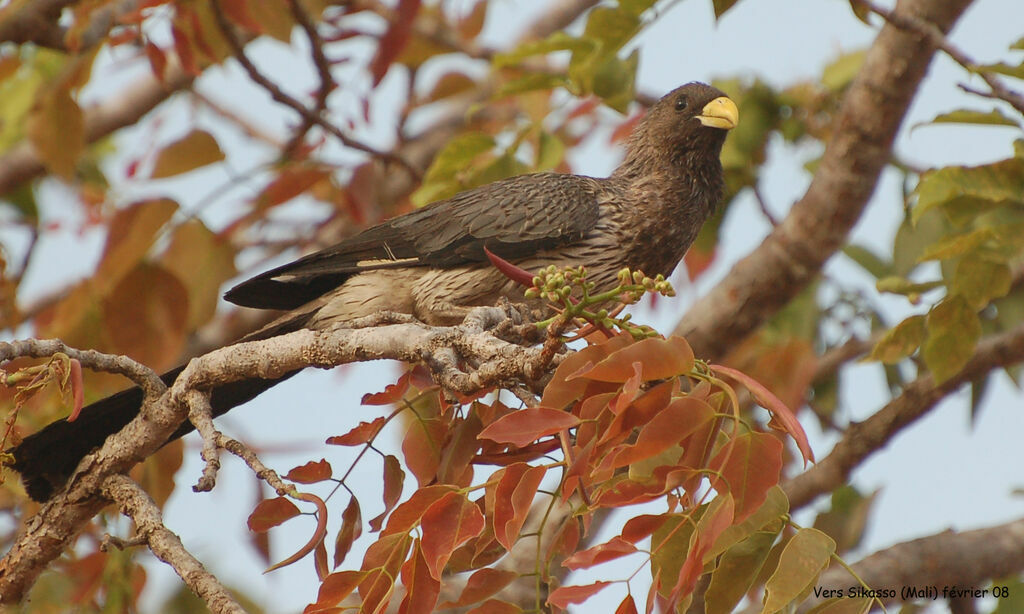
[[673, 0, 974, 360], [0, 308, 546, 603], [806, 516, 1024, 609]]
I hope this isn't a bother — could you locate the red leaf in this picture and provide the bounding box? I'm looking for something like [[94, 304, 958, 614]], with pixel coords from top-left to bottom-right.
[[256, 166, 331, 209], [581, 336, 695, 383], [709, 432, 783, 522], [673, 496, 734, 601], [383, 485, 455, 536], [540, 333, 633, 409], [710, 364, 815, 465], [311, 570, 367, 609], [477, 408, 579, 448], [599, 397, 716, 472], [369, 0, 421, 84], [171, 24, 199, 76], [248, 497, 300, 532], [314, 541, 329, 581], [144, 40, 166, 80], [397, 542, 441, 614], [621, 515, 668, 543], [547, 581, 613, 609], [615, 594, 639, 614], [334, 497, 362, 568], [563, 536, 638, 570], [546, 516, 582, 563], [492, 463, 546, 550], [403, 416, 446, 486], [286, 459, 333, 484], [420, 492, 486, 579], [327, 417, 386, 446], [362, 372, 411, 405], [484, 246, 534, 287], [440, 568, 518, 608], [370, 455, 406, 532], [598, 380, 674, 447]]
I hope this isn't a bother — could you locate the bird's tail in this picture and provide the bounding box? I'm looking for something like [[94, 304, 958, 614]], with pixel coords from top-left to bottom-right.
[[9, 368, 299, 502]]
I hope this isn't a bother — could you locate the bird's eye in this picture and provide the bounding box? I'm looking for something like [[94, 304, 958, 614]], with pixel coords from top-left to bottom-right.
[[674, 97, 688, 111]]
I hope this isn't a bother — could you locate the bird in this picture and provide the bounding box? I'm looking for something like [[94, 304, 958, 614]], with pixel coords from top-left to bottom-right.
[[7, 82, 738, 502]]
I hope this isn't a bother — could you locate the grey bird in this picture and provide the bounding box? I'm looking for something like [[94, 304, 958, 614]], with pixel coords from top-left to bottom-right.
[[8, 82, 738, 502]]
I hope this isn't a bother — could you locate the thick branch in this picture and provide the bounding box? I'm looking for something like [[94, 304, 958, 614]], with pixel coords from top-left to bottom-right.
[[783, 323, 1024, 510], [102, 475, 246, 614], [673, 0, 973, 359], [0, 308, 544, 602], [807, 516, 1024, 609]]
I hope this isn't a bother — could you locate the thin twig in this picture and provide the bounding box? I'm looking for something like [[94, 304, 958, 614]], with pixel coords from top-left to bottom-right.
[[857, 0, 1024, 115], [285, 0, 336, 154]]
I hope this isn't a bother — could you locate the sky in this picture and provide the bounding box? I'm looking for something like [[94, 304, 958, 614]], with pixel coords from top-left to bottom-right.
[[4, 0, 1023, 612]]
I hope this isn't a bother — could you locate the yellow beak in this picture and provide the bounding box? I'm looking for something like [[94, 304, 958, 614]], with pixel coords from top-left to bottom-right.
[[697, 96, 739, 130]]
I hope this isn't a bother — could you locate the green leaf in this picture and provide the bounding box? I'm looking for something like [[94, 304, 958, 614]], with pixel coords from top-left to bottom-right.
[[917, 227, 995, 262], [27, 84, 84, 178], [712, 0, 741, 18], [762, 528, 836, 613], [821, 50, 866, 92], [923, 296, 981, 384], [869, 315, 926, 364], [493, 32, 594, 68], [842, 244, 890, 279], [913, 157, 1024, 225], [496, 73, 567, 98], [951, 254, 1011, 309], [1011, 36, 1024, 51], [412, 133, 495, 206], [876, 276, 943, 299], [589, 50, 638, 113], [620, 0, 658, 17], [705, 529, 776, 614], [920, 108, 1021, 128], [580, 6, 640, 55], [536, 131, 565, 171], [847, 0, 871, 24], [974, 61, 1024, 80]]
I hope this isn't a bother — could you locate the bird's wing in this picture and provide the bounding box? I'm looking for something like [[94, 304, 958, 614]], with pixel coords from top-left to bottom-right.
[[224, 173, 603, 310]]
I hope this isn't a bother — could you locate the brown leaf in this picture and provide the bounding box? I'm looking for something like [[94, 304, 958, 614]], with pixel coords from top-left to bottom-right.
[[439, 568, 518, 608], [362, 372, 411, 405], [311, 570, 367, 609], [397, 542, 442, 614], [492, 463, 546, 550], [547, 581, 613, 609], [563, 536, 638, 570], [369, 455, 406, 532], [334, 498, 362, 568], [383, 485, 455, 536], [709, 433, 784, 523], [420, 492, 485, 579], [369, 0, 421, 84], [327, 417, 387, 446], [580, 336, 695, 383], [150, 129, 225, 178]]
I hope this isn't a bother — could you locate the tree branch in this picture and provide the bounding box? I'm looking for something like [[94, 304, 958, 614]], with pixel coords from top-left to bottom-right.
[[0, 307, 547, 602], [783, 322, 1024, 510], [102, 474, 246, 614], [806, 516, 1024, 609], [673, 0, 974, 360]]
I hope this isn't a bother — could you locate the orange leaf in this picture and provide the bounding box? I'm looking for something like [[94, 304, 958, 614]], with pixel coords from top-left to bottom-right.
[[709, 432, 783, 522], [540, 333, 633, 409], [286, 459, 333, 484], [359, 533, 411, 613], [362, 372, 411, 405], [150, 129, 225, 178], [492, 463, 546, 550], [563, 536, 638, 570], [397, 542, 441, 614], [327, 417, 386, 446], [311, 570, 367, 609], [171, 24, 199, 75], [403, 415, 446, 486], [466, 600, 521, 614], [477, 408, 579, 448], [580, 336, 695, 383], [440, 568, 518, 608], [600, 397, 716, 472], [247, 496, 300, 532], [598, 380, 674, 447], [334, 497, 362, 568], [67, 358, 84, 421], [256, 166, 332, 209], [383, 485, 455, 536], [711, 364, 815, 465], [370, 455, 406, 532], [144, 40, 167, 80], [420, 492, 486, 579], [547, 581, 613, 609]]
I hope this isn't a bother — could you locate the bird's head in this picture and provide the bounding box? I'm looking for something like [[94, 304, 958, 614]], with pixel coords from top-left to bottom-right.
[[617, 82, 738, 175]]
